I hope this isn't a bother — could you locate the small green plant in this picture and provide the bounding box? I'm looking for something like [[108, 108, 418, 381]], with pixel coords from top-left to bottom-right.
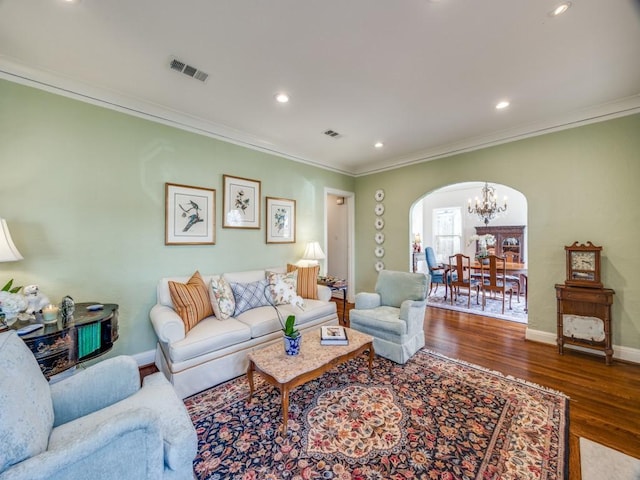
[[282, 314, 299, 338], [1, 279, 22, 294]]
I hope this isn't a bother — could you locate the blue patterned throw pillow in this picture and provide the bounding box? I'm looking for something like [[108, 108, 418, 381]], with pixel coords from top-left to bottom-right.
[[230, 279, 271, 316]]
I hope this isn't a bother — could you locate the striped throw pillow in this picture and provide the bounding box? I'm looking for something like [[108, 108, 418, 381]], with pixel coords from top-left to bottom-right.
[[287, 264, 319, 299], [168, 271, 214, 332]]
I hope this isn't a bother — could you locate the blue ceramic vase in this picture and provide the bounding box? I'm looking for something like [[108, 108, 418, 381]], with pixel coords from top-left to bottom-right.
[[284, 334, 301, 355]]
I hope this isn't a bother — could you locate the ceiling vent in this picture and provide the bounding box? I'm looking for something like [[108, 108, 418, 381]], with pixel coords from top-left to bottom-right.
[[323, 129, 342, 139], [169, 57, 209, 82]]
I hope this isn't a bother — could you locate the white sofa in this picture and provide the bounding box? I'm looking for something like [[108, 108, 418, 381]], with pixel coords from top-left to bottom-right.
[[150, 267, 339, 399]]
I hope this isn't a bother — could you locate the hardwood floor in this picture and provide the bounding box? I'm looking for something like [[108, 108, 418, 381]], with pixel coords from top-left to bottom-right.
[[342, 300, 640, 480], [142, 300, 639, 479]]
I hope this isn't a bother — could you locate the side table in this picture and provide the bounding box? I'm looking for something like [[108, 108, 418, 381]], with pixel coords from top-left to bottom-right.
[[9, 303, 119, 378], [318, 277, 348, 325], [555, 284, 614, 365]]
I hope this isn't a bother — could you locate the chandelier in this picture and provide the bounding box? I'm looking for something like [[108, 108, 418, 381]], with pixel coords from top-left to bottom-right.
[[468, 182, 507, 225]]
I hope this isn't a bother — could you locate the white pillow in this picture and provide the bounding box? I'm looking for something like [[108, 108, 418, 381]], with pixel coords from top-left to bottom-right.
[[209, 275, 235, 320], [266, 270, 298, 306]]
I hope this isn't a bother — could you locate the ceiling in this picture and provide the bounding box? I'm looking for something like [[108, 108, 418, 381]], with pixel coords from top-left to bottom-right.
[[1, 0, 639, 176]]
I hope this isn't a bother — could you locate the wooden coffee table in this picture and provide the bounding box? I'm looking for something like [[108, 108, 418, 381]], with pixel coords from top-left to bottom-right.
[[247, 327, 374, 435]]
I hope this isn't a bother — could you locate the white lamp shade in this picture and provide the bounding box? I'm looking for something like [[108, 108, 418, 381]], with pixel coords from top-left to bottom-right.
[[0, 219, 24, 262], [302, 241, 326, 261]]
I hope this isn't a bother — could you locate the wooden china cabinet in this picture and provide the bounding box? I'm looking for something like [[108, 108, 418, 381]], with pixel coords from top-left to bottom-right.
[[474, 225, 526, 263]]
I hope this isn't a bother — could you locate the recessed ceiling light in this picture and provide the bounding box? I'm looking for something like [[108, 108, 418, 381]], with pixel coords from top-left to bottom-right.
[[495, 101, 510, 110], [274, 93, 289, 103], [374, 142, 384, 148], [549, 2, 571, 17]]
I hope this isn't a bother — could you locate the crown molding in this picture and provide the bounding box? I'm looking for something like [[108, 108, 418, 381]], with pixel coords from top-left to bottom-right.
[[2, 58, 638, 179], [353, 95, 640, 176], [0, 58, 354, 176]]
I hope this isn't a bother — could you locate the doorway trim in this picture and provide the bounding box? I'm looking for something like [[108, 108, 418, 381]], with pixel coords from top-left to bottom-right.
[[324, 187, 355, 303]]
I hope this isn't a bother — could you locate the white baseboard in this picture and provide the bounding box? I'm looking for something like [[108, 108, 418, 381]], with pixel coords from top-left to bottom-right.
[[132, 349, 156, 367], [525, 328, 640, 364]]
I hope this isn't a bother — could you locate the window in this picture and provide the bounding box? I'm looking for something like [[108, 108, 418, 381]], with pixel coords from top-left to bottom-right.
[[432, 207, 462, 263]]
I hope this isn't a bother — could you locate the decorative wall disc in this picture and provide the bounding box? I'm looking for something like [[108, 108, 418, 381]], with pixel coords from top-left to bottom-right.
[[375, 246, 385, 258], [375, 261, 385, 272], [374, 189, 385, 202], [375, 217, 385, 230], [374, 203, 385, 216], [375, 232, 385, 244]]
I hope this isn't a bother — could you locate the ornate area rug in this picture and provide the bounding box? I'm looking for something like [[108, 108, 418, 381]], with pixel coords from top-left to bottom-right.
[[185, 350, 568, 479], [427, 290, 528, 323]]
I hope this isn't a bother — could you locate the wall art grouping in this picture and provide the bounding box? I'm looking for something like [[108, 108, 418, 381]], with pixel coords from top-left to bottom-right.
[[165, 175, 297, 245]]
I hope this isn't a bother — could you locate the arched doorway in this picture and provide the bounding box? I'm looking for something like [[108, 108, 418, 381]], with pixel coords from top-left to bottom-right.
[[410, 181, 528, 323]]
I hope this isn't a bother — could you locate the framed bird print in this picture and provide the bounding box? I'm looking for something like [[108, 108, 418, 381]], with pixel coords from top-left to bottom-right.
[[266, 197, 296, 243], [222, 175, 261, 229], [165, 183, 216, 245]]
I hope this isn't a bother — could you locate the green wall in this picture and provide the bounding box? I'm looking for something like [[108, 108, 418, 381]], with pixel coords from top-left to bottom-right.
[[355, 113, 640, 349], [0, 79, 354, 357], [2, 77, 638, 357]]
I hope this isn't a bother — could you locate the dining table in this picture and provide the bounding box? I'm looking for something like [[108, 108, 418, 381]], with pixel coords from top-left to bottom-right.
[[470, 261, 527, 275], [469, 261, 528, 311]]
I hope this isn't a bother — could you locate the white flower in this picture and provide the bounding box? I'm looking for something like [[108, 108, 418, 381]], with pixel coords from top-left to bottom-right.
[[467, 234, 496, 247], [0, 291, 27, 315]]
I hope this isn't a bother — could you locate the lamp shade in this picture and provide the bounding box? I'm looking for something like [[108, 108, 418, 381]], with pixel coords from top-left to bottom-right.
[[302, 241, 326, 261], [0, 219, 24, 262]]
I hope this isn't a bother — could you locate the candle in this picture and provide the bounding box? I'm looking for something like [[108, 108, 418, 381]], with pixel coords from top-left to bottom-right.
[[42, 304, 59, 323]]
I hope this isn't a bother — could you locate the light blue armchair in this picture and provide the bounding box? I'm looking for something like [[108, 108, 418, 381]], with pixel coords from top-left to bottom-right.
[[349, 270, 428, 364], [0, 330, 197, 480]]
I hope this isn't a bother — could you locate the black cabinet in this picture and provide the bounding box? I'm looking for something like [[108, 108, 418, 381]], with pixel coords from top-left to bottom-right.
[[12, 303, 119, 378]]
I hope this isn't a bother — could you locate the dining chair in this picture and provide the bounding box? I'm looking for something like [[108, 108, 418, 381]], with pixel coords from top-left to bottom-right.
[[479, 255, 517, 314], [425, 246, 454, 299], [520, 273, 528, 312], [503, 252, 520, 263], [448, 253, 479, 308]]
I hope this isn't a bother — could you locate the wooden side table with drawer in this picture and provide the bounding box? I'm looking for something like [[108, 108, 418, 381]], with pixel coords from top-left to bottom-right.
[[555, 284, 614, 365]]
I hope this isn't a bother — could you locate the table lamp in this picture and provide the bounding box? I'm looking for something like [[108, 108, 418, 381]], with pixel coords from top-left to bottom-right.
[[302, 241, 325, 272], [0, 218, 23, 262]]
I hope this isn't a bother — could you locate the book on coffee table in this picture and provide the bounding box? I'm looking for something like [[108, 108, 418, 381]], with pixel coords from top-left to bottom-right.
[[320, 325, 349, 345]]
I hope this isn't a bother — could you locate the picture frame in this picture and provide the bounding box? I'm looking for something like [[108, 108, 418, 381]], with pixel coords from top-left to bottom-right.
[[165, 183, 216, 245], [266, 197, 296, 244], [222, 175, 261, 229]]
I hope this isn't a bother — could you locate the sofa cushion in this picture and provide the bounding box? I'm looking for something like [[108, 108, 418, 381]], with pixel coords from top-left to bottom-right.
[[168, 317, 251, 363], [0, 331, 54, 472], [287, 264, 319, 299], [230, 279, 271, 316], [234, 305, 283, 338], [209, 275, 235, 320], [168, 271, 214, 332], [349, 306, 408, 338], [266, 270, 298, 305], [278, 299, 337, 326]]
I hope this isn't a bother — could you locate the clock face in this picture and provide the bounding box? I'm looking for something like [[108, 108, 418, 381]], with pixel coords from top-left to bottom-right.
[[571, 251, 595, 271], [565, 242, 602, 287]]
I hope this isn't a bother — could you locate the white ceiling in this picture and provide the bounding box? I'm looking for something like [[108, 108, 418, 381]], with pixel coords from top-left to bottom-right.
[[1, 0, 639, 176]]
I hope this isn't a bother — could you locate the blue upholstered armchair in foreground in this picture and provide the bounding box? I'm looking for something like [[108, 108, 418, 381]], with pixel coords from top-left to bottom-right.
[[425, 246, 455, 299], [349, 270, 428, 364], [0, 330, 197, 480]]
